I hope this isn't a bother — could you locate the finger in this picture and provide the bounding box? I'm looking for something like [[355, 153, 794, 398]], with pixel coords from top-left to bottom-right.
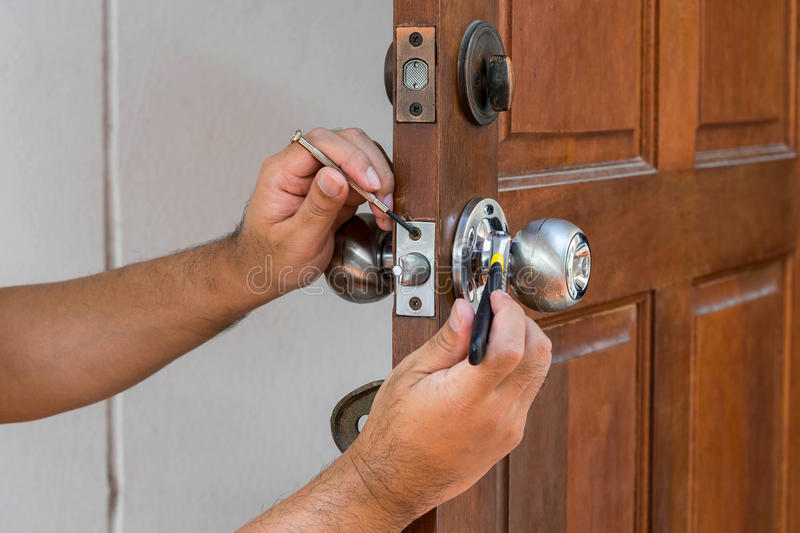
[[288, 167, 349, 244], [497, 317, 552, 402], [334, 205, 358, 230], [457, 291, 526, 393], [291, 127, 380, 196], [336, 129, 395, 231], [403, 299, 475, 374]]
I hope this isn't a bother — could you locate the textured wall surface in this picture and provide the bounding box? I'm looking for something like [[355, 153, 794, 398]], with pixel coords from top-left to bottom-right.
[[0, 2, 107, 532], [0, 1, 393, 531]]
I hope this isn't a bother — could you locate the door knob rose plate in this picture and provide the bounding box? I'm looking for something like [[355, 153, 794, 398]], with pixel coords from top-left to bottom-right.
[[452, 197, 509, 310]]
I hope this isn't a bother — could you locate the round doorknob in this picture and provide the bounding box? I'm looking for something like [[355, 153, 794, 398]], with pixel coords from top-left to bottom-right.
[[325, 214, 393, 303], [509, 219, 591, 312]]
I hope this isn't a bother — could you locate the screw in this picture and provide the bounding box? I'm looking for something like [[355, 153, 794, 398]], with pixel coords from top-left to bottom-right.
[[409, 32, 423, 47], [409, 102, 423, 116], [409, 297, 422, 310]]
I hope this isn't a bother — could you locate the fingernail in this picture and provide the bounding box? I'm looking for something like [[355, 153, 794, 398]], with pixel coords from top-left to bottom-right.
[[383, 193, 394, 210], [448, 302, 462, 331], [318, 169, 344, 197], [365, 166, 381, 190]]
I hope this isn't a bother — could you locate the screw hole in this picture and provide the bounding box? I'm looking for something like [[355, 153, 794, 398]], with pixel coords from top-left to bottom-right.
[[410, 227, 422, 240], [409, 297, 422, 310], [484, 204, 494, 215]]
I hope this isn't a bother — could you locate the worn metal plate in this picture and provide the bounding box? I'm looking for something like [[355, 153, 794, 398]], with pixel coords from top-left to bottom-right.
[[395, 26, 436, 123], [330, 380, 383, 453], [395, 221, 435, 316]]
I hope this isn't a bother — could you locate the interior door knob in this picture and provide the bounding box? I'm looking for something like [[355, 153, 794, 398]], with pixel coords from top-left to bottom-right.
[[325, 213, 433, 304], [325, 214, 393, 303]]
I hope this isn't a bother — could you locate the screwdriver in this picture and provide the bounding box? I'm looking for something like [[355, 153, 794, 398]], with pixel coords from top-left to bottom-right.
[[291, 130, 420, 238]]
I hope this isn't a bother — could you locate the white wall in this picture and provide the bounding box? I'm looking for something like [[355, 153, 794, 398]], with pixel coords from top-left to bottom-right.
[[0, 1, 393, 531]]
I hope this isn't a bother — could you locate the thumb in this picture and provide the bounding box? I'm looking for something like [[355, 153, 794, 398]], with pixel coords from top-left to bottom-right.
[[408, 299, 474, 373], [292, 167, 348, 242]]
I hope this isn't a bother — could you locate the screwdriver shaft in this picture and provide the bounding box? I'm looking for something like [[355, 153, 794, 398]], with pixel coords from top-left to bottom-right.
[[291, 130, 419, 237]]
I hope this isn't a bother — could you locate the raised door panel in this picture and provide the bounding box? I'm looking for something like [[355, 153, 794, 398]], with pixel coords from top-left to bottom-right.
[[691, 261, 790, 531], [653, 260, 791, 533], [498, 0, 654, 178], [509, 301, 649, 532], [696, 0, 795, 160]]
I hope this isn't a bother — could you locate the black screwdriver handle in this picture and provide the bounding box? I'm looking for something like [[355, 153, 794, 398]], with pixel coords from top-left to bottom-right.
[[469, 260, 503, 365]]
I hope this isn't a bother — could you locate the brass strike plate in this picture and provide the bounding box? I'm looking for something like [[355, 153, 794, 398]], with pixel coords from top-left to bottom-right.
[[395, 27, 436, 123]]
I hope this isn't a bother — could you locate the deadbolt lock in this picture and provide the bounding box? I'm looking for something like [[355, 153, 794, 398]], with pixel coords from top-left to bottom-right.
[[458, 20, 515, 125]]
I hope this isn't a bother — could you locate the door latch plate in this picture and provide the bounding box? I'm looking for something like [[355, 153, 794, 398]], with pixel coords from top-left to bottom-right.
[[395, 221, 435, 316], [395, 26, 436, 123]]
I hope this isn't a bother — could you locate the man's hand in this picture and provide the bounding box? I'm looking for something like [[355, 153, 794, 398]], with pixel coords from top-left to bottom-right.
[[245, 293, 552, 531], [0, 126, 393, 422], [348, 293, 552, 521], [236, 127, 394, 296]]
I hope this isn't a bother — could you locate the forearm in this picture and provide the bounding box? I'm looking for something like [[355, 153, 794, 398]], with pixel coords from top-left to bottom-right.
[[239, 451, 413, 533], [0, 232, 272, 422]]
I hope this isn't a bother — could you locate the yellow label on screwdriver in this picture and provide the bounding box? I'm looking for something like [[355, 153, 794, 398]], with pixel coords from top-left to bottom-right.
[[490, 252, 504, 273]]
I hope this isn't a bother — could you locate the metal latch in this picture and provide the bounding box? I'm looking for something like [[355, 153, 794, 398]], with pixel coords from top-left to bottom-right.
[[324, 214, 435, 317], [383, 26, 436, 122]]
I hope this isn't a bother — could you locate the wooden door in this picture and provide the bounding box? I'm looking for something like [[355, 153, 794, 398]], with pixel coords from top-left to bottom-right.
[[392, 1, 799, 532]]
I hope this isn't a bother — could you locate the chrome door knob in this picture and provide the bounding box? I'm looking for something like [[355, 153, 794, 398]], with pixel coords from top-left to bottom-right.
[[325, 213, 433, 304], [452, 198, 591, 313], [325, 214, 393, 303], [509, 218, 591, 312]]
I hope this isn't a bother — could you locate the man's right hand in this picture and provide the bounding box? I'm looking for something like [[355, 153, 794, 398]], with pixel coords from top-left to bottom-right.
[[346, 292, 552, 524]]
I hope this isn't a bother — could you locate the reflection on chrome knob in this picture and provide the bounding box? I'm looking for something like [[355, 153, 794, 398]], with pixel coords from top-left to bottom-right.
[[509, 218, 591, 312], [325, 214, 393, 303]]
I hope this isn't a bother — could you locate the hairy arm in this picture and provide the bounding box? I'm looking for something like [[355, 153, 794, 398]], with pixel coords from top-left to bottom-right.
[[0, 127, 395, 423], [0, 232, 271, 422], [239, 450, 411, 533]]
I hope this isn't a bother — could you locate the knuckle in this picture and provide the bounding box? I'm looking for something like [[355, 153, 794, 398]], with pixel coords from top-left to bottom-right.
[[509, 424, 526, 449], [342, 127, 368, 140], [539, 333, 553, 354], [306, 126, 329, 140], [499, 346, 524, 366], [431, 329, 457, 354], [303, 194, 330, 220]]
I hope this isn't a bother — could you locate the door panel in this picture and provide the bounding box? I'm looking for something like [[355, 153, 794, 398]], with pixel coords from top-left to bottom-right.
[[391, 0, 799, 531], [693, 261, 788, 532], [698, 0, 790, 151], [498, 0, 651, 173], [509, 302, 648, 533]]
